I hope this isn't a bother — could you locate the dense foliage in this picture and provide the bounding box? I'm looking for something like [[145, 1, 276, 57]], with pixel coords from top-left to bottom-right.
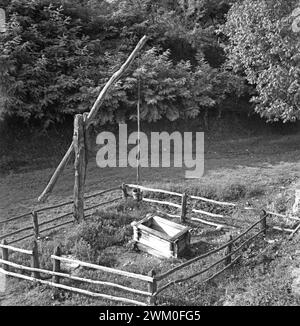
[[222, 0, 300, 122], [0, 0, 299, 126]]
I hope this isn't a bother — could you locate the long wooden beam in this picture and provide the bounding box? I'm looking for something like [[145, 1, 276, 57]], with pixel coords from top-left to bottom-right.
[[38, 35, 148, 202]]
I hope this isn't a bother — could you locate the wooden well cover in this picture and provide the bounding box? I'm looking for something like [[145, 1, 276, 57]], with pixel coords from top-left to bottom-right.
[[131, 214, 191, 258]]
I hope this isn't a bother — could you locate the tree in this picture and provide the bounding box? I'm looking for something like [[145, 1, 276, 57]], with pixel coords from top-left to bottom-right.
[[0, 0, 102, 127], [0, 0, 245, 127], [221, 0, 300, 122]]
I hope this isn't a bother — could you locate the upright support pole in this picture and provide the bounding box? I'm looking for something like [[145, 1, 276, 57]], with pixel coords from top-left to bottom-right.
[[82, 112, 90, 171], [148, 269, 157, 306], [31, 211, 39, 240], [52, 245, 61, 284], [73, 114, 86, 223], [1, 240, 9, 271], [181, 193, 187, 223], [121, 183, 128, 200], [31, 239, 40, 279], [225, 235, 233, 266]]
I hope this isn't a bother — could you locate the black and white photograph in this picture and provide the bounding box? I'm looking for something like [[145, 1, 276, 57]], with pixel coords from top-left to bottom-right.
[[0, 0, 299, 312]]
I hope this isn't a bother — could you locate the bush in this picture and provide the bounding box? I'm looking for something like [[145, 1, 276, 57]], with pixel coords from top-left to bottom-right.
[[219, 183, 247, 201], [66, 212, 133, 263]]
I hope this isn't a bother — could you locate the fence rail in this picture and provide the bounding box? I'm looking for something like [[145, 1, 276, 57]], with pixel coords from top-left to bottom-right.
[[155, 217, 264, 282], [0, 267, 147, 306], [0, 186, 122, 244], [0, 241, 155, 306], [124, 183, 298, 233], [153, 223, 265, 297]]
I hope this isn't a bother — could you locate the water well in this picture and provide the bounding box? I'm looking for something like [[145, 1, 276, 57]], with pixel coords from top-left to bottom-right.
[[131, 214, 191, 258]]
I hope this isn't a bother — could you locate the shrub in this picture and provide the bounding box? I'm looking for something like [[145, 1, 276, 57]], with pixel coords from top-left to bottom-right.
[[66, 212, 133, 263]]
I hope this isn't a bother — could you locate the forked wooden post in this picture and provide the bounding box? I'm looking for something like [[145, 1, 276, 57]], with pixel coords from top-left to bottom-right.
[[224, 235, 233, 266], [73, 114, 86, 223], [1, 240, 9, 271], [121, 183, 128, 200], [52, 245, 61, 284], [148, 269, 157, 306], [31, 239, 40, 279], [31, 211, 39, 239], [181, 193, 187, 223], [260, 210, 267, 236]]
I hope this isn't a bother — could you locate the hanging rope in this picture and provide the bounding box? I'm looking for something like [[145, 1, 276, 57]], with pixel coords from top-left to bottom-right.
[[136, 53, 141, 185]]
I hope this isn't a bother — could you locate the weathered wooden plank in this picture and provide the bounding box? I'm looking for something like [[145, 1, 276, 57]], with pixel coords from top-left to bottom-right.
[[38, 212, 73, 227], [147, 270, 157, 306], [136, 223, 172, 241], [50, 255, 153, 282], [190, 195, 236, 207], [127, 184, 182, 197], [190, 217, 224, 229], [142, 198, 181, 209], [0, 212, 31, 226], [84, 197, 123, 212], [31, 211, 39, 239], [0, 258, 151, 296], [31, 240, 40, 279], [84, 187, 121, 200], [0, 225, 33, 240], [0, 243, 32, 255], [1, 240, 9, 271], [0, 267, 147, 306], [181, 192, 187, 223], [73, 114, 86, 222], [52, 245, 61, 284], [192, 208, 225, 219], [7, 233, 33, 245], [39, 219, 74, 234]]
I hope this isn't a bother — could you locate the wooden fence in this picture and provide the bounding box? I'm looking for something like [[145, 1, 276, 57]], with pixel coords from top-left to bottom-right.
[[0, 186, 123, 245], [0, 240, 157, 306], [2, 182, 298, 246], [0, 212, 268, 306], [1, 182, 299, 305], [125, 184, 299, 235]]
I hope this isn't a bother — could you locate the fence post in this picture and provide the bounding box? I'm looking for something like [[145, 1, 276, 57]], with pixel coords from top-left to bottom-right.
[[82, 112, 90, 168], [260, 209, 267, 237], [52, 245, 61, 284], [148, 269, 157, 306], [181, 193, 187, 223], [31, 239, 40, 279], [31, 211, 39, 240], [121, 183, 128, 200], [1, 240, 9, 271], [73, 114, 86, 223], [224, 235, 233, 266]]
